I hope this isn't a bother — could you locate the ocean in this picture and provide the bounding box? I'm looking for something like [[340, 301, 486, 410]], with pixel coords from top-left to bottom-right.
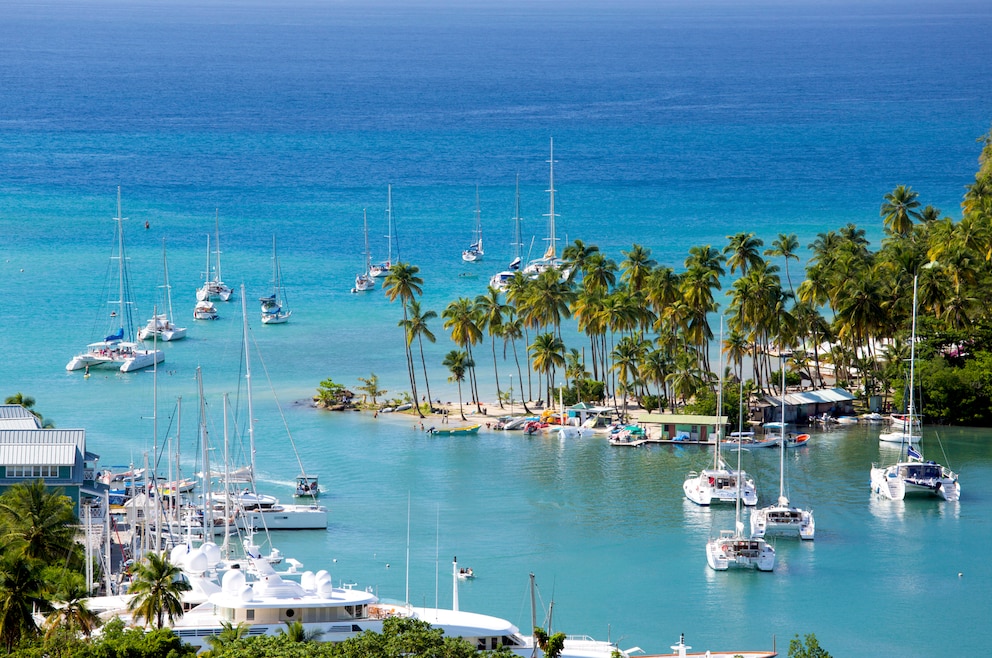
[[1, 0, 991, 654]]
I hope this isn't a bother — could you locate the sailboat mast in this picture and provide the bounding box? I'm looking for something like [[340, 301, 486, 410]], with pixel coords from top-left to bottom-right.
[[363, 209, 371, 272], [386, 185, 393, 264], [780, 353, 787, 501], [242, 286, 257, 478], [162, 239, 175, 325], [513, 174, 522, 260], [545, 138, 558, 258], [271, 235, 279, 300], [475, 184, 482, 249], [909, 275, 918, 423], [214, 209, 223, 283], [197, 367, 213, 535], [714, 319, 724, 470], [204, 234, 211, 287], [113, 187, 127, 338]]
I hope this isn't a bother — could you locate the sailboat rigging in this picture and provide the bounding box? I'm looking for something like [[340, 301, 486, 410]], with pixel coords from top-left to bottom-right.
[[259, 235, 292, 324], [462, 185, 485, 262], [353, 208, 376, 292]]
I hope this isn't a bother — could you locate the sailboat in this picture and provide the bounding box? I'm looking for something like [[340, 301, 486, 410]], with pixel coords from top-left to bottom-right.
[[706, 360, 776, 571], [523, 138, 571, 282], [750, 352, 814, 540], [138, 238, 187, 341], [871, 274, 960, 502], [683, 323, 757, 506], [66, 187, 165, 373], [368, 185, 395, 278], [490, 174, 525, 290], [196, 209, 234, 302], [462, 185, 485, 262], [259, 236, 292, 324], [353, 209, 376, 292]]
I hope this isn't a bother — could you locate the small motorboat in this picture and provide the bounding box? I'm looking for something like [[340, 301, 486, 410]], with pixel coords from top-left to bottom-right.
[[194, 300, 219, 320], [457, 567, 475, 580], [785, 433, 811, 448], [427, 425, 481, 436]]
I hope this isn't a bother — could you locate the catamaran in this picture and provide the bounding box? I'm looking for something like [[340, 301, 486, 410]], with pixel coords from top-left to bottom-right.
[[750, 353, 815, 540], [138, 238, 187, 341], [706, 362, 776, 571], [871, 273, 960, 502], [66, 188, 165, 373], [259, 236, 292, 324], [353, 209, 376, 292], [683, 323, 757, 507], [196, 209, 234, 302], [368, 185, 395, 278], [462, 185, 485, 262]]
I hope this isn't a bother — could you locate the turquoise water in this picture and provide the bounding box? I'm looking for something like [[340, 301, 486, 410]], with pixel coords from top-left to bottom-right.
[[2, 0, 992, 654]]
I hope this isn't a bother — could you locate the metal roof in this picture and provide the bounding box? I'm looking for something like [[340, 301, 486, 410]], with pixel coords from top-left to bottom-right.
[[0, 444, 77, 466], [764, 387, 856, 407], [0, 405, 42, 429], [636, 413, 729, 425]]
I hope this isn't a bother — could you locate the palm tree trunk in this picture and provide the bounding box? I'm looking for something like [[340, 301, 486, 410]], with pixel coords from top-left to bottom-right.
[[510, 338, 531, 414], [457, 380, 466, 421], [467, 344, 483, 413], [491, 335, 503, 409], [417, 336, 433, 412]]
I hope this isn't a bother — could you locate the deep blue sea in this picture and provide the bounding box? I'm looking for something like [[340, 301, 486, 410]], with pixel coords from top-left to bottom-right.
[[2, 1, 992, 655]]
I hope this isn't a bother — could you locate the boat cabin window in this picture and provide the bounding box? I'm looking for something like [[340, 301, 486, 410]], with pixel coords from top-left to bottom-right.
[[246, 609, 254, 621]]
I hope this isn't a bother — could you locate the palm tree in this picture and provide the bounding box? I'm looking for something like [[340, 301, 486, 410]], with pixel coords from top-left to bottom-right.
[[620, 243, 657, 292], [561, 239, 599, 283], [581, 253, 618, 294], [277, 619, 323, 643], [43, 580, 100, 639], [0, 480, 78, 562], [401, 300, 437, 412], [611, 334, 645, 417], [203, 621, 250, 656], [881, 185, 922, 237], [443, 298, 484, 413], [496, 310, 532, 413], [442, 350, 472, 421], [0, 553, 48, 651], [3, 393, 54, 428], [764, 233, 800, 296], [383, 262, 426, 417], [126, 552, 191, 630], [529, 332, 566, 404], [475, 286, 508, 408], [724, 232, 765, 277]]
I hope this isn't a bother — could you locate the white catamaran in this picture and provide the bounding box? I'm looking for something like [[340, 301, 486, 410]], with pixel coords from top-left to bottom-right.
[[368, 185, 395, 278], [66, 187, 165, 373]]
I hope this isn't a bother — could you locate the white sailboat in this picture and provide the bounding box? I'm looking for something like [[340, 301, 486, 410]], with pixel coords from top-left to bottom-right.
[[523, 138, 571, 282], [196, 209, 234, 302], [706, 376, 776, 571], [490, 174, 525, 290], [138, 238, 187, 341], [871, 273, 960, 502], [368, 185, 394, 278], [259, 235, 292, 324], [462, 185, 485, 262], [353, 209, 376, 292], [750, 352, 815, 540], [66, 187, 165, 373], [683, 323, 757, 506]]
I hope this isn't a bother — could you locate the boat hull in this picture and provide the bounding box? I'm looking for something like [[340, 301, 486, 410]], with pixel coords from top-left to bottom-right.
[[235, 504, 328, 530], [706, 536, 775, 571], [870, 462, 960, 502], [683, 469, 757, 506], [750, 504, 815, 540], [261, 311, 291, 324]]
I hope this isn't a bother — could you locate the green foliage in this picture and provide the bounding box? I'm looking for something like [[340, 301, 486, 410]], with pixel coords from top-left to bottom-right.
[[126, 552, 191, 630], [915, 352, 992, 425], [575, 379, 605, 404], [316, 379, 351, 406], [788, 633, 831, 658], [355, 374, 386, 405]]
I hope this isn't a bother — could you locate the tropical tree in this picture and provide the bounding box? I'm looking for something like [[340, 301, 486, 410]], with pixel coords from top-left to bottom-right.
[[203, 620, 250, 656], [529, 332, 566, 404], [788, 633, 832, 658], [276, 619, 323, 643], [724, 232, 765, 276], [383, 262, 426, 417], [580, 252, 617, 293], [0, 480, 78, 563], [3, 393, 54, 428], [43, 578, 100, 639], [356, 373, 386, 406], [764, 233, 800, 296], [0, 553, 48, 651], [401, 299, 438, 412], [534, 626, 567, 658], [620, 243, 657, 292], [442, 350, 472, 421], [611, 334, 646, 417], [475, 286, 508, 408], [443, 297, 484, 413], [495, 309, 531, 413], [126, 552, 191, 630], [881, 185, 922, 237], [561, 239, 599, 282]]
